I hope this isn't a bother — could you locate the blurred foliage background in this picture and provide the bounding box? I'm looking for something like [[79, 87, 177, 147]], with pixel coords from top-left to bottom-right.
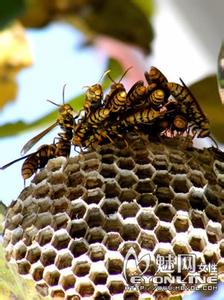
[[0, 0, 224, 299]]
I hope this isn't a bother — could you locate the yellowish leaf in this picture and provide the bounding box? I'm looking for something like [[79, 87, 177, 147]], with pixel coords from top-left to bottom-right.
[[0, 21, 32, 109]]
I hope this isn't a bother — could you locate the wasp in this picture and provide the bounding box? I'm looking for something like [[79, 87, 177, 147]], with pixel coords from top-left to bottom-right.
[[103, 67, 132, 110], [149, 89, 166, 109], [167, 79, 211, 139], [124, 107, 167, 126], [82, 70, 111, 117], [1, 144, 56, 181], [126, 80, 147, 107], [144, 66, 168, 89], [20, 85, 74, 156]]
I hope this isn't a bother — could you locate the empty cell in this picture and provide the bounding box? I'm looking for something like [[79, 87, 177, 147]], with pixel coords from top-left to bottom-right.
[[26, 245, 41, 264], [103, 232, 123, 251], [69, 239, 88, 258], [108, 280, 125, 295], [116, 158, 135, 170], [103, 181, 121, 198], [73, 261, 91, 277], [86, 228, 106, 244], [101, 198, 121, 215], [171, 176, 191, 193], [84, 206, 105, 227], [137, 210, 158, 230], [121, 223, 140, 241], [51, 230, 71, 250], [43, 269, 60, 286], [40, 248, 57, 266], [52, 212, 70, 230], [136, 193, 157, 207], [36, 226, 54, 246], [88, 244, 106, 262], [100, 164, 117, 178], [83, 188, 104, 204], [119, 202, 139, 218], [155, 204, 176, 222], [135, 164, 155, 179], [55, 252, 73, 269], [117, 172, 138, 188], [67, 186, 86, 201], [68, 220, 88, 239]]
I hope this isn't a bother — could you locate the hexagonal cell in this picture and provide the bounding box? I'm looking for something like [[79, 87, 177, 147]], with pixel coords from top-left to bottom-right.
[[59, 272, 76, 290], [171, 175, 192, 193], [155, 204, 176, 222], [137, 231, 157, 250], [136, 193, 157, 207], [35, 226, 54, 246], [172, 195, 191, 211], [67, 170, 85, 187], [137, 210, 158, 230], [26, 245, 41, 264], [152, 171, 172, 187], [34, 212, 53, 229], [36, 281, 49, 297], [173, 214, 190, 232], [17, 259, 31, 275], [83, 188, 104, 204], [51, 197, 70, 213], [116, 157, 135, 170], [152, 155, 169, 170], [88, 244, 106, 262], [94, 291, 111, 300], [23, 226, 38, 246], [89, 266, 108, 285], [33, 184, 50, 199], [31, 264, 44, 281], [170, 162, 189, 174], [100, 163, 117, 178], [103, 180, 121, 198], [69, 239, 89, 258], [135, 164, 155, 179], [116, 171, 138, 188], [67, 186, 86, 201], [101, 197, 120, 215], [68, 220, 88, 239], [119, 189, 138, 203], [52, 212, 70, 230], [108, 279, 125, 295], [188, 188, 207, 210], [205, 204, 222, 223], [190, 210, 207, 229], [51, 229, 71, 250], [55, 251, 73, 269], [119, 242, 141, 257], [48, 172, 66, 185], [103, 232, 123, 251], [81, 158, 100, 172], [134, 179, 155, 193], [85, 227, 106, 244], [101, 154, 117, 164], [119, 202, 140, 218], [133, 151, 151, 165], [173, 240, 192, 255], [203, 248, 219, 264], [85, 171, 104, 189], [13, 241, 27, 260], [20, 213, 36, 229], [50, 185, 67, 200], [188, 231, 207, 251], [103, 214, 123, 233], [121, 221, 140, 241], [155, 224, 175, 243], [10, 227, 24, 245], [37, 197, 52, 213], [84, 206, 105, 227], [43, 267, 60, 286], [106, 257, 123, 274], [50, 289, 65, 299], [68, 200, 87, 220], [73, 260, 91, 277], [188, 170, 207, 188], [76, 279, 94, 297], [40, 248, 57, 267], [155, 186, 174, 203], [123, 291, 139, 300]]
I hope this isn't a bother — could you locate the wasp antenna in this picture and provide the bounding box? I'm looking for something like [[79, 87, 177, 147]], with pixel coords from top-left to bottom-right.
[[209, 135, 219, 149], [62, 84, 67, 104], [179, 77, 187, 87], [119, 66, 133, 83], [47, 99, 60, 107], [107, 73, 116, 84], [99, 69, 111, 83]]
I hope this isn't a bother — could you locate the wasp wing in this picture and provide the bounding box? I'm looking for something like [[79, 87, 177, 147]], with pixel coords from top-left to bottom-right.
[[20, 122, 57, 156]]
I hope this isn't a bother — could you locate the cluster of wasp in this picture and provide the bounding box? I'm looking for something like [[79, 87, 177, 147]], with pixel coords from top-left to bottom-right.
[[1, 67, 216, 182]]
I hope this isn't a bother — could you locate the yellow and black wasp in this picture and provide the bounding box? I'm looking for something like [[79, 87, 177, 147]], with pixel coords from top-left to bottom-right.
[[144, 66, 168, 89], [1, 144, 56, 181]]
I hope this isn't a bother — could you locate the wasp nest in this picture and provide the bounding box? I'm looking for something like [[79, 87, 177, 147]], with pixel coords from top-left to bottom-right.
[[3, 134, 224, 300]]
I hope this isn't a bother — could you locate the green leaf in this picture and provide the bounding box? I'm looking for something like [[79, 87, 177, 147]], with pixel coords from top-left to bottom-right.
[[82, 0, 154, 53], [0, 58, 123, 138], [0, 0, 26, 29], [131, 0, 154, 18], [189, 75, 224, 143]]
